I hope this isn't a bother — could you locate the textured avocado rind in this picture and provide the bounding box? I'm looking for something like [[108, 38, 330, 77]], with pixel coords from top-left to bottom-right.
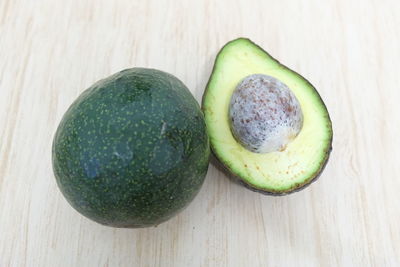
[[53, 68, 210, 227], [202, 38, 333, 195]]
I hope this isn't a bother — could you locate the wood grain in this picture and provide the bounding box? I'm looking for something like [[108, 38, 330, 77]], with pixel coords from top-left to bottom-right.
[[1, 0, 399, 266]]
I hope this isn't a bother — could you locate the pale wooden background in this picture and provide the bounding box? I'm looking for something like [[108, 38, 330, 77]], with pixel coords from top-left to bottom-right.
[[1, 0, 399, 266]]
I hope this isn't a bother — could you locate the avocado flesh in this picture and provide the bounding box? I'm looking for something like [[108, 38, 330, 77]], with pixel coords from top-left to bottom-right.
[[202, 38, 332, 194]]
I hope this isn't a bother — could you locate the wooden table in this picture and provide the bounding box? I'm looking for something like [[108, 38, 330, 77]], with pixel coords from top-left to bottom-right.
[[1, 0, 399, 266]]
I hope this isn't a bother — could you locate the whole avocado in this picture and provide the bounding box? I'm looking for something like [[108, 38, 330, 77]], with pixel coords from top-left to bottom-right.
[[52, 68, 210, 228]]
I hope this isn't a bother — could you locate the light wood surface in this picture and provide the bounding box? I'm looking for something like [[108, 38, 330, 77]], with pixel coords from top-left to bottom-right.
[[1, 0, 399, 266]]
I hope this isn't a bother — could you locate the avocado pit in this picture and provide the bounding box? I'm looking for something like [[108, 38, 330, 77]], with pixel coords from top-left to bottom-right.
[[229, 74, 303, 153]]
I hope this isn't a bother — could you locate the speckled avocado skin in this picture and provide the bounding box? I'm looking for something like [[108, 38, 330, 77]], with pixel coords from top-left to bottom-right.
[[52, 68, 210, 228]]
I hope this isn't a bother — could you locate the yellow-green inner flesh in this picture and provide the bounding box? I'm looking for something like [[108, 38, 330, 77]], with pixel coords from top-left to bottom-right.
[[203, 38, 332, 193]]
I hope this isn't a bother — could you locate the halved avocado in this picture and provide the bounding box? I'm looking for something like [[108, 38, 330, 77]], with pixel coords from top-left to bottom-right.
[[202, 38, 332, 195]]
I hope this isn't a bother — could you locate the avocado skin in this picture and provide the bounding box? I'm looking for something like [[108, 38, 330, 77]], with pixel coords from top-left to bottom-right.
[[202, 38, 333, 195], [53, 68, 210, 227]]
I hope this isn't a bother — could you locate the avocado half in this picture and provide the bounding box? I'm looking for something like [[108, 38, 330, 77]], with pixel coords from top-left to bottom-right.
[[202, 38, 332, 195]]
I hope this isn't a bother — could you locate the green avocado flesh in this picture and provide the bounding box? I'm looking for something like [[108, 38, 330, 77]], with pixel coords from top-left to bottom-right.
[[202, 38, 332, 194], [52, 68, 210, 227]]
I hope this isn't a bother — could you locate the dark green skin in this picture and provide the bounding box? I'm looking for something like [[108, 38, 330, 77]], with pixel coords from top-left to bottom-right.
[[52, 68, 210, 228]]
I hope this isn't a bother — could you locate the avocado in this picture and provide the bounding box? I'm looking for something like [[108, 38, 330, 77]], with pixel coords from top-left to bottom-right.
[[202, 38, 332, 195], [52, 68, 210, 227]]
